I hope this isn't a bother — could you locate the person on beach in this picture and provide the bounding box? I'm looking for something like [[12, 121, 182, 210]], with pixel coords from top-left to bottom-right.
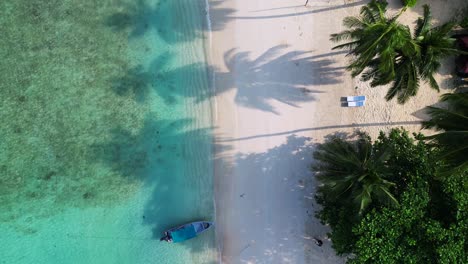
[[313, 237, 323, 247]]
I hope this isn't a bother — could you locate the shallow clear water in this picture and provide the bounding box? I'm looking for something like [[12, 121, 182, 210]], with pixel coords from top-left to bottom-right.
[[0, 0, 216, 263]]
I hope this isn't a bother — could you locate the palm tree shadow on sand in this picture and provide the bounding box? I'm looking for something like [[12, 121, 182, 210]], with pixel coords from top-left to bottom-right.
[[217, 45, 344, 114], [110, 45, 344, 114], [104, 0, 235, 43], [214, 134, 344, 263]]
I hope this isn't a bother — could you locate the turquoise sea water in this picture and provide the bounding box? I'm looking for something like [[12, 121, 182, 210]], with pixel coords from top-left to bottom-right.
[[0, 0, 216, 263]]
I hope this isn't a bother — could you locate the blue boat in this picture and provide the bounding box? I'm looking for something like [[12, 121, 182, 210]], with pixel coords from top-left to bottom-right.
[[160, 221, 214, 243]]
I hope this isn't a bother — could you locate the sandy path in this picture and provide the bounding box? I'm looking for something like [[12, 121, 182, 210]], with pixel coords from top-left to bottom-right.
[[209, 0, 463, 263]]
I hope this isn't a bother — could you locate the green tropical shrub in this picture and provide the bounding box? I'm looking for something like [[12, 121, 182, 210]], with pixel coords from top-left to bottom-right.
[[313, 132, 398, 254], [313, 129, 468, 262], [351, 171, 467, 264]]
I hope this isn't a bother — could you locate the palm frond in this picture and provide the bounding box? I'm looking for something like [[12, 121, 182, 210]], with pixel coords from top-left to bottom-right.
[[377, 48, 396, 82], [426, 74, 439, 91], [385, 57, 419, 103], [330, 30, 355, 43], [343, 16, 366, 29], [360, 60, 380, 82], [356, 187, 372, 214], [377, 184, 399, 207], [422, 93, 468, 174], [360, 0, 387, 24], [332, 40, 360, 51], [414, 5, 432, 37], [422, 107, 468, 131], [313, 132, 398, 215]]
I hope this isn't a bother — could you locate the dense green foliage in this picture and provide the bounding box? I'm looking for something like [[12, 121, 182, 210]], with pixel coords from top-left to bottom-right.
[[318, 1, 467, 261], [313, 132, 398, 253], [313, 129, 468, 262], [331, 1, 458, 104], [401, 0, 418, 8], [351, 172, 467, 263], [461, 17, 468, 29], [459, 5, 468, 29]]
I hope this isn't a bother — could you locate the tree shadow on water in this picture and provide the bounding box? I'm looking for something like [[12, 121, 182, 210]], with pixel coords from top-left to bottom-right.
[[90, 117, 203, 181], [111, 46, 344, 114], [104, 0, 235, 43], [91, 116, 228, 257], [110, 65, 153, 103], [109, 52, 212, 105]]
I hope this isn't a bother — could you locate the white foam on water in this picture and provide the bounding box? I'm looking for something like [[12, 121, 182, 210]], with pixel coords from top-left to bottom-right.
[[203, 2, 221, 262], [204, 0, 218, 123]]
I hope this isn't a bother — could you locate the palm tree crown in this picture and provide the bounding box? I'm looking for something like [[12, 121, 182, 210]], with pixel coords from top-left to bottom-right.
[[386, 5, 458, 103], [331, 1, 413, 82], [332, 1, 458, 104], [313, 133, 398, 214], [422, 93, 468, 173]]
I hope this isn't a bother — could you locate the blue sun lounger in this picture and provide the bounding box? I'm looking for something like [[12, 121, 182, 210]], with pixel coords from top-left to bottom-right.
[[346, 95, 366, 102], [346, 101, 365, 107]]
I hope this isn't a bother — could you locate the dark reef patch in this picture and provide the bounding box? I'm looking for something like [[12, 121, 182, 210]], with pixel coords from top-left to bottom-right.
[[0, 0, 148, 233]]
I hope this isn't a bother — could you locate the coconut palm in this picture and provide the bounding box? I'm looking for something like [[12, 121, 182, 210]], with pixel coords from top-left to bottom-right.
[[332, 2, 458, 104], [385, 5, 459, 103], [313, 133, 398, 215], [331, 0, 415, 85], [422, 93, 468, 173]]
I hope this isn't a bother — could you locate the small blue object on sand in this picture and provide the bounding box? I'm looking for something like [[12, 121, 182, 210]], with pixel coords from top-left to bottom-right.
[[346, 101, 365, 107], [346, 95, 366, 102], [341, 95, 365, 107]]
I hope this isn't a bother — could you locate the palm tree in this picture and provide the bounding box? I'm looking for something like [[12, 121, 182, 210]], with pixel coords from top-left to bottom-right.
[[331, 0, 415, 85], [385, 5, 458, 103], [422, 93, 468, 173], [313, 133, 399, 215], [332, 2, 458, 104]]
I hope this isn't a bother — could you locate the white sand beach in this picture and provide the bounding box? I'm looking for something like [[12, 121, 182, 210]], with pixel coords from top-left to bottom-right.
[[210, 0, 464, 263]]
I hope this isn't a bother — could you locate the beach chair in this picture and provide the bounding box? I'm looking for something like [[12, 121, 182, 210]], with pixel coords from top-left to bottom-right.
[[346, 95, 366, 102], [346, 101, 365, 107]]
